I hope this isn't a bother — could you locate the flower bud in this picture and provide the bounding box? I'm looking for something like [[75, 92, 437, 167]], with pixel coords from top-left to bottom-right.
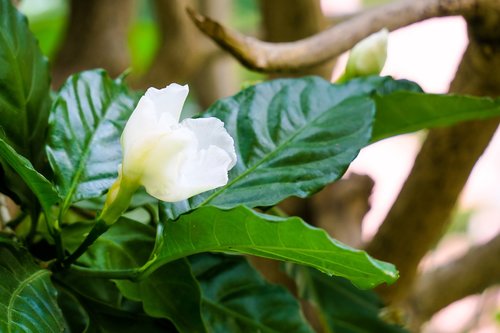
[[342, 28, 388, 81]]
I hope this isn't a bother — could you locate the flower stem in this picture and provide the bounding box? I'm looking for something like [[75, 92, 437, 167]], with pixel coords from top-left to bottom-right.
[[60, 219, 109, 269]]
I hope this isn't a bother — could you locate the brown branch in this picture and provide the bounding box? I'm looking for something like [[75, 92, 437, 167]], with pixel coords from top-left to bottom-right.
[[406, 233, 500, 328], [367, 5, 500, 303], [259, 0, 334, 78], [187, 0, 482, 73]]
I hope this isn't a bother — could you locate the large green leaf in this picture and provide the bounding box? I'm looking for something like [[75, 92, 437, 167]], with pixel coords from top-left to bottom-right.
[[0, 138, 59, 216], [191, 253, 314, 333], [150, 206, 397, 289], [54, 273, 172, 333], [372, 92, 500, 142], [0, 0, 51, 165], [161, 76, 382, 220], [46, 70, 138, 212], [119, 260, 206, 333], [0, 238, 66, 333], [63, 219, 205, 333], [287, 265, 408, 333]]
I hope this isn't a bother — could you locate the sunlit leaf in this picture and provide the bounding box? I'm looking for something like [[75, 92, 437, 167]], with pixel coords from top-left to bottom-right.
[[151, 206, 397, 289], [46, 70, 138, 211]]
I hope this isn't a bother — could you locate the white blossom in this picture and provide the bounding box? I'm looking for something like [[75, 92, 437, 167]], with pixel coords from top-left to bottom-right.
[[120, 84, 236, 202]]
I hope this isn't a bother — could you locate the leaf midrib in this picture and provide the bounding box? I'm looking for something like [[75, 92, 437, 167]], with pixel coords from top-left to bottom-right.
[[199, 95, 369, 208], [59, 80, 115, 212], [0, 16, 29, 156], [7, 269, 50, 332]]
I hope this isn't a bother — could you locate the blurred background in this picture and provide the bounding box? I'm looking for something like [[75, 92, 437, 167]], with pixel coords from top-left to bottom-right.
[[17, 0, 500, 331]]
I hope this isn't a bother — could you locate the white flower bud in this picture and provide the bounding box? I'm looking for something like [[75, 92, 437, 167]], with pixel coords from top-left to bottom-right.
[[343, 28, 389, 80], [120, 83, 236, 202]]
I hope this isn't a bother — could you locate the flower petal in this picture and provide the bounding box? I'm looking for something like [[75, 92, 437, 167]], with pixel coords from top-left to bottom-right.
[[140, 127, 198, 202], [145, 83, 189, 123], [181, 117, 237, 168], [172, 144, 234, 201]]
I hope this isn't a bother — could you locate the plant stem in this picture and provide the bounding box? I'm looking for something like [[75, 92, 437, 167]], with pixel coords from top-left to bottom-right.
[[53, 225, 65, 261], [69, 264, 142, 281], [60, 219, 109, 268]]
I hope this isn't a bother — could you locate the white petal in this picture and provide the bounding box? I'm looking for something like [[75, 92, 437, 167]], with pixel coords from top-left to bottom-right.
[[145, 83, 189, 123], [181, 117, 237, 168], [173, 145, 234, 201], [140, 127, 198, 201], [121, 97, 161, 161]]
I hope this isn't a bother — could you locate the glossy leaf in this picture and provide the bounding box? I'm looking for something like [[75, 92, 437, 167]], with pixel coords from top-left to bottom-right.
[[0, 238, 66, 333], [191, 253, 314, 333], [0, 138, 59, 216], [119, 259, 206, 333], [161, 77, 381, 219], [0, 0, 51, 165], [150, 206, 397, 289], [287, 265, 408, 333], [372, 92, 500, 142], [54, 273, 172, 333], [63, 219, 205, 333], [46, 70, 138, 211]]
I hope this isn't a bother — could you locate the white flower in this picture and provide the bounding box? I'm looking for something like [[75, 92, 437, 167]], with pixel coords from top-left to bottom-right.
[[120, 83, 237, 202], [344, 28, 388, 79]]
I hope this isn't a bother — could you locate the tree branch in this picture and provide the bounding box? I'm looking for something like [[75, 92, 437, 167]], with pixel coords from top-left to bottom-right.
[[187, 0, 484, 73], [367, 5, 500, 303], [407, 233, 500, 328]]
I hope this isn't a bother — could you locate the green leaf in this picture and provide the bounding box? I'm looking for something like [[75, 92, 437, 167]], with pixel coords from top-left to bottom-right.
[[150, 206, 397, 289], [161, 76, 381, 220], [372, 92, 500, 142], [287, 265, 408, 333], [0, 238, 66, 333], [119, 260, 206, 333], [63, 219, 205, 333], [0, 0, 52, 165], [0, 138, 59, 216], [62, 218, 155, 270], [54, 273, 172, 333], [191, 253, 314, 333], [46, 70, 138, 211], [56, 287, 90, 332]]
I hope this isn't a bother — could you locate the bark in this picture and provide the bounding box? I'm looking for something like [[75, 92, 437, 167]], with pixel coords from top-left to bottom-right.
[[136, 0, 201, 88], [259, 0, 332, 78], [190, 0, 237, 109], [188, 0, 485, 73], [366, 4, 500, 303], [53, 0, 134, 87], [406, 233, 500, 329]]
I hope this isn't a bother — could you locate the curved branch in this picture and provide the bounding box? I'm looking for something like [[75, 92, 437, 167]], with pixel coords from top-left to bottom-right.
[[367, 4, 500, 303], [407, 233, 500, 327], [187, 0, 481, 73]]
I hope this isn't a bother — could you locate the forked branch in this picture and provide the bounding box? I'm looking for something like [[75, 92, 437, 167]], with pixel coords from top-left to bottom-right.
[[187, 0, 483, 73]]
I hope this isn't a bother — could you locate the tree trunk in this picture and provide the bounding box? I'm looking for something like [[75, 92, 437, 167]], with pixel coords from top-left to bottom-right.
[[53, 0, 134, 87]]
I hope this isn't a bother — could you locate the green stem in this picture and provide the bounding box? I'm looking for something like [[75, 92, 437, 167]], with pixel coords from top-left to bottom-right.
[[144, 203, 158, 225], [53, 226, 65, 261], [61, 219, 109, 268], [69, 264, 142, 281]]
